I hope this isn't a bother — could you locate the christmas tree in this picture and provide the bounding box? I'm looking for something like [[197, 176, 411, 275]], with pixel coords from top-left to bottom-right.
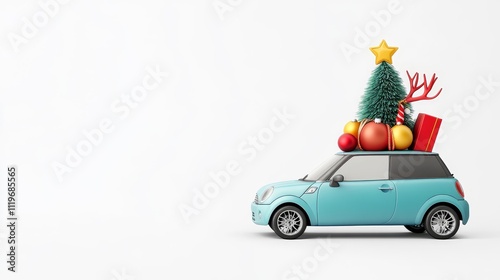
[[339, 40, 443, 152], [357, 40, 414, 128]]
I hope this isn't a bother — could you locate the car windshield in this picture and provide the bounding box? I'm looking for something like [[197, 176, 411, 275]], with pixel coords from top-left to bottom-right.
[[301, 155, 344, 181]]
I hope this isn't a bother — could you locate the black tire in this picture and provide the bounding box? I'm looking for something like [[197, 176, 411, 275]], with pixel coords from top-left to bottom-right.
[[271, 206, 307, 239], [404, 225, 426, 234], [424, 205, 460, 239]]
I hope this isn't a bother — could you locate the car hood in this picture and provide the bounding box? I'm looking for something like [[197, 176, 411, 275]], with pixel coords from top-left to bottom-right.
[[256, 180, 316, 203]]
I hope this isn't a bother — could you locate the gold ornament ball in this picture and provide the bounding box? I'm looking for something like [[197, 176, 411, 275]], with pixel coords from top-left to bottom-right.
[[343, 120, 360, 138], [391, 124, 413, 150]]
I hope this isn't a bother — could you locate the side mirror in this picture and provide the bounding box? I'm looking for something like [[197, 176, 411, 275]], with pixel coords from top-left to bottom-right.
[[329, 174, 344, 187]]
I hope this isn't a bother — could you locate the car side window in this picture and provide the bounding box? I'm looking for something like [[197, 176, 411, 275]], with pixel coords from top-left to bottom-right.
[[390, 155, 451, 179], [332, 155, 389, 181]]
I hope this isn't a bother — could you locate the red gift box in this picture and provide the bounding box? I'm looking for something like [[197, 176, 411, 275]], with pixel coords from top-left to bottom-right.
[[410, 113, 442, 152]]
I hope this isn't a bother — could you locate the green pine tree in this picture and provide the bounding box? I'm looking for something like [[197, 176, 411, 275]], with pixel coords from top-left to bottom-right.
[[357, 61, 414, 128]]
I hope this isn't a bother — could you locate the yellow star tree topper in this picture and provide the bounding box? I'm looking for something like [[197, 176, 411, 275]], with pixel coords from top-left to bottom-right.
[[370, 40, 398, 64]]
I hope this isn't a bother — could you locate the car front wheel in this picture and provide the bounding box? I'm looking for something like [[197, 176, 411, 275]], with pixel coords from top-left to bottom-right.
[[424, 205, 460, 239], [404, 225, 426, 233], [271, 206, 307, 239]]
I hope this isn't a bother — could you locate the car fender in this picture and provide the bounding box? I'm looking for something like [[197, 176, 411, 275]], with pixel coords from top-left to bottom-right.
[[415, 195, 466, 225], [268, 195, 318, 226]]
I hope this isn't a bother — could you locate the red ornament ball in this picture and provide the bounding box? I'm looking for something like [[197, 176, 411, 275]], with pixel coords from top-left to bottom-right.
[[358, 120, 390, 151], [338, 133, 357, 152]]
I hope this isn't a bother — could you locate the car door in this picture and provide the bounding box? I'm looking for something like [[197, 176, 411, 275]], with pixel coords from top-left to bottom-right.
[[317, 155, 396, 225]]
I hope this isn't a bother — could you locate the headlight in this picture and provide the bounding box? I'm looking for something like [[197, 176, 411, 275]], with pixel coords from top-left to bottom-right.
[[260, 186, 274, 203]]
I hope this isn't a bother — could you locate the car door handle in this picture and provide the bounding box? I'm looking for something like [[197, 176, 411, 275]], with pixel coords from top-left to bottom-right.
[[378, 185, 393, 191]]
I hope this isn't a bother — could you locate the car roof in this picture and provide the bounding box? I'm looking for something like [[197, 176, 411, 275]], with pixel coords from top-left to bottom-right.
[[336, 150, 438, 156]]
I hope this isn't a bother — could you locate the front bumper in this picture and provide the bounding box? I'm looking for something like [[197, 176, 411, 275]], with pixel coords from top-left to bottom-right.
[[251, 202, 273, 225]]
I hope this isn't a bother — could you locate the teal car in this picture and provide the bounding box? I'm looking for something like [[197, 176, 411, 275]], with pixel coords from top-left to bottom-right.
[[251, 151, 469, 239]]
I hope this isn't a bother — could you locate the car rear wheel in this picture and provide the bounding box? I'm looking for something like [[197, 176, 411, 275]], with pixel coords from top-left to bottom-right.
[[271, 206, 307, 239], [404, 225, 426, 233], [424, 205, 460, 239]]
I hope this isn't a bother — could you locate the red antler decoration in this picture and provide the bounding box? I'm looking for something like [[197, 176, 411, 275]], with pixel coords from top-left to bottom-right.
[[395, 71, 443, 124], [405, 71, 442, 103]]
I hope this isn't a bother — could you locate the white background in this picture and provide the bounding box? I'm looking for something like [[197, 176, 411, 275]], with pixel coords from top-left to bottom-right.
[[1, 0, 499, 279]]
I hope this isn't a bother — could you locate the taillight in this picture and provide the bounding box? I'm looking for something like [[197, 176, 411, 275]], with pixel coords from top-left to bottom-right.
[[455, 180, 465, 198]]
